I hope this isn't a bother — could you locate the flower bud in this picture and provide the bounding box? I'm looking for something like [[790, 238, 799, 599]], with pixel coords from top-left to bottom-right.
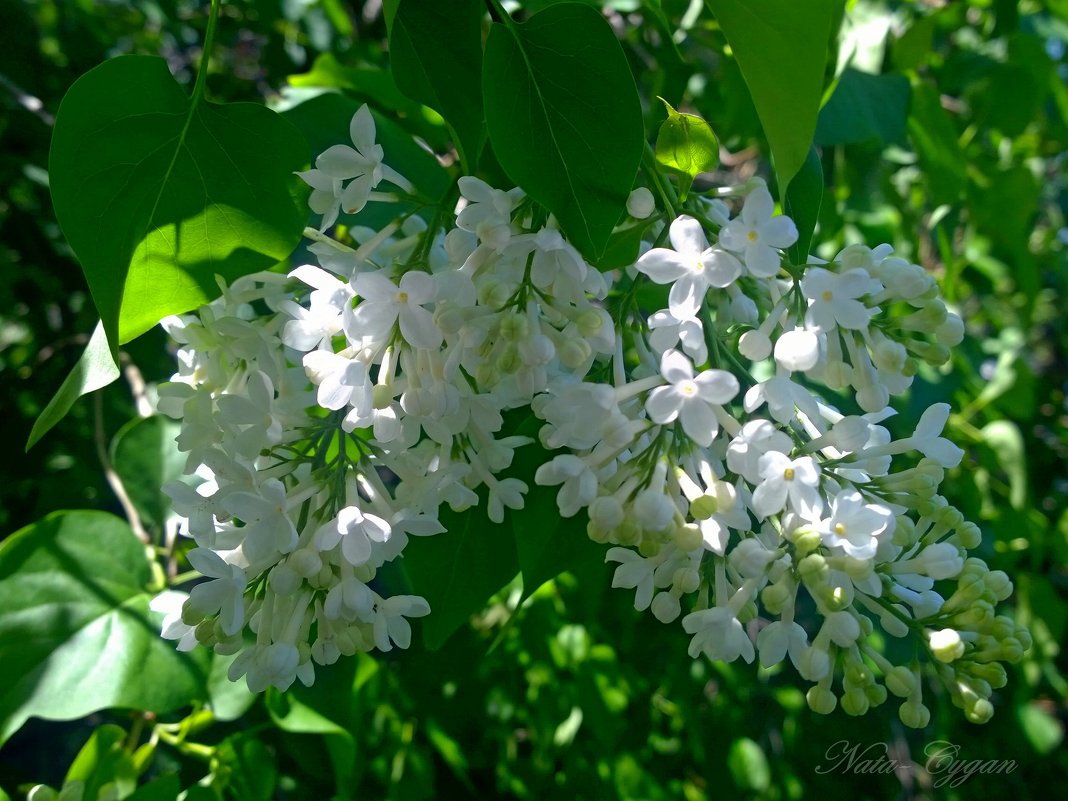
[[738, 329, 772, 361], [626, 187, 656, 219], [928, 628, 965, 662], [841, 687, 870, 716], [807, 685, 837, 715], [651, 591, 681, 623], [674, 522, 704, 552], [885, 666, 916, 698], [899, 700, 930, 729]]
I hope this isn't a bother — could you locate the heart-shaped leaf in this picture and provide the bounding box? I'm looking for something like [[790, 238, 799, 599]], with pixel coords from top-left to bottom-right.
[[482, 4, 644, 261], [49, 55, 308, 350], [0, 511, 210, 745]]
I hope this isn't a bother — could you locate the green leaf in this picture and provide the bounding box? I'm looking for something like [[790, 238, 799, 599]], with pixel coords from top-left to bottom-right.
[[981, 420, 1027, 511], [815, 69, 910, 146], [64, 724, 138, 801], [482, 3, 644, 260], [513, 477, 604, 600], [216, 735, 277, 801], [390, 0, 485, 171], [598, 218, 657, 271], [403, 498, 520, 650], [287, 54, 449, 150], [705, 0, 840, 192], [0, 511, 210, 745], [26, 321, 119, 451], [49, 55, 308, 350], [727, 737, 771, 792], [783, 145, 823, 265], [1016, 702, 1064, 755], [266, 657, 376, 788], [907, 80, 966, 205], [654, 99, 719, 200], [110, 416, 184, 535], [125, 774, 180, 801]]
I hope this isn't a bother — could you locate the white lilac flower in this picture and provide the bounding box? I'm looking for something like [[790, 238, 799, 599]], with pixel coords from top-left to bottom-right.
[[186, 547, 247, 636], [682, 606, 755, 663], [302, 351, 372, 413], [606, 547, 657, 611], [636, 215, 743, 318], [726, 419, 793, 483], [317, 506, 392, 567], [816, 489, 893, 560], [750, 452, 822, 520], [911, 403, 965, 468], [350, 270, 442, 349], [222, 479, 299, 563], [535, 454, 598, 517], [800, 267, 882, 332], [756, 620, 808, 669], [647, 308, 708, 364], [309, 105, 412, 223], [718, 184, 798, 276], [645, 349, 739, 447], [373, 595, 431, 651]]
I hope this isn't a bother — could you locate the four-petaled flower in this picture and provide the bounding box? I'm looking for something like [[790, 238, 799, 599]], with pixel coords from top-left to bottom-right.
[[719, 184, 798, 276], [636, 215, 743, 318], [646, 349, 740, 447]]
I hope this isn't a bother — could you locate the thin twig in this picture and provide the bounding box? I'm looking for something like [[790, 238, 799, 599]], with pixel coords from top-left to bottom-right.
[[94, 390, 150, 544]]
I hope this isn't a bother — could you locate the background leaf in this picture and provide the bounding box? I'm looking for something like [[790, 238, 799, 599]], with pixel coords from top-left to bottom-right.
[[815, 69, 910, 146], [402, 498, 520, 651], [64, 724, 138, 801], [0, 511, 209, 745], [110, 415, 184, 535], [389, 0, 485, 171], [49, 55, 308, 348], [482, 3, 644, 260], [705, 0, 841, 192]]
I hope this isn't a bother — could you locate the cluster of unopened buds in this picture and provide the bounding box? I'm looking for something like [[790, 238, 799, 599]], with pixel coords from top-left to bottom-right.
[[157, 105, 1029, 725]]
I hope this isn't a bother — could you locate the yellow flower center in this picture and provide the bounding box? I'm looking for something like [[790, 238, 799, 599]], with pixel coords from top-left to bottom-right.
[[834, 523, 846, 536], [822, 290, 833, 301], [397, 291, 409, 303], [783, 468, 795, 480], [680, 380, 697, 396], [747, 230, 758, 242]]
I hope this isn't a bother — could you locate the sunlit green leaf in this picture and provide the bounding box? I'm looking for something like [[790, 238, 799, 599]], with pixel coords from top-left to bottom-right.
[[26, 321, 119, 451], [64, 724, 137, 801], [705, 0, 841, 191], [49, 55, 308, 349], [0, 511, 209, 745]]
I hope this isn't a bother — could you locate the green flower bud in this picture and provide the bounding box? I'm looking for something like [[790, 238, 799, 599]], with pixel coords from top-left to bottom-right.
[[899, 700, 930, 729], [806, 685, 838, 715], [885, 666, 917, 698], [964, 697, 994, 724], [841, 687, 870, 716], [689, 493, 719, 520], [865, 683, 888, 707], [673, 523, 703, 552]]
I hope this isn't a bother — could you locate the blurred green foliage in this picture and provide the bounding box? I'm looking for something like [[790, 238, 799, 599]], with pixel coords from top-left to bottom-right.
[[0, 0, 1066, 798]]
